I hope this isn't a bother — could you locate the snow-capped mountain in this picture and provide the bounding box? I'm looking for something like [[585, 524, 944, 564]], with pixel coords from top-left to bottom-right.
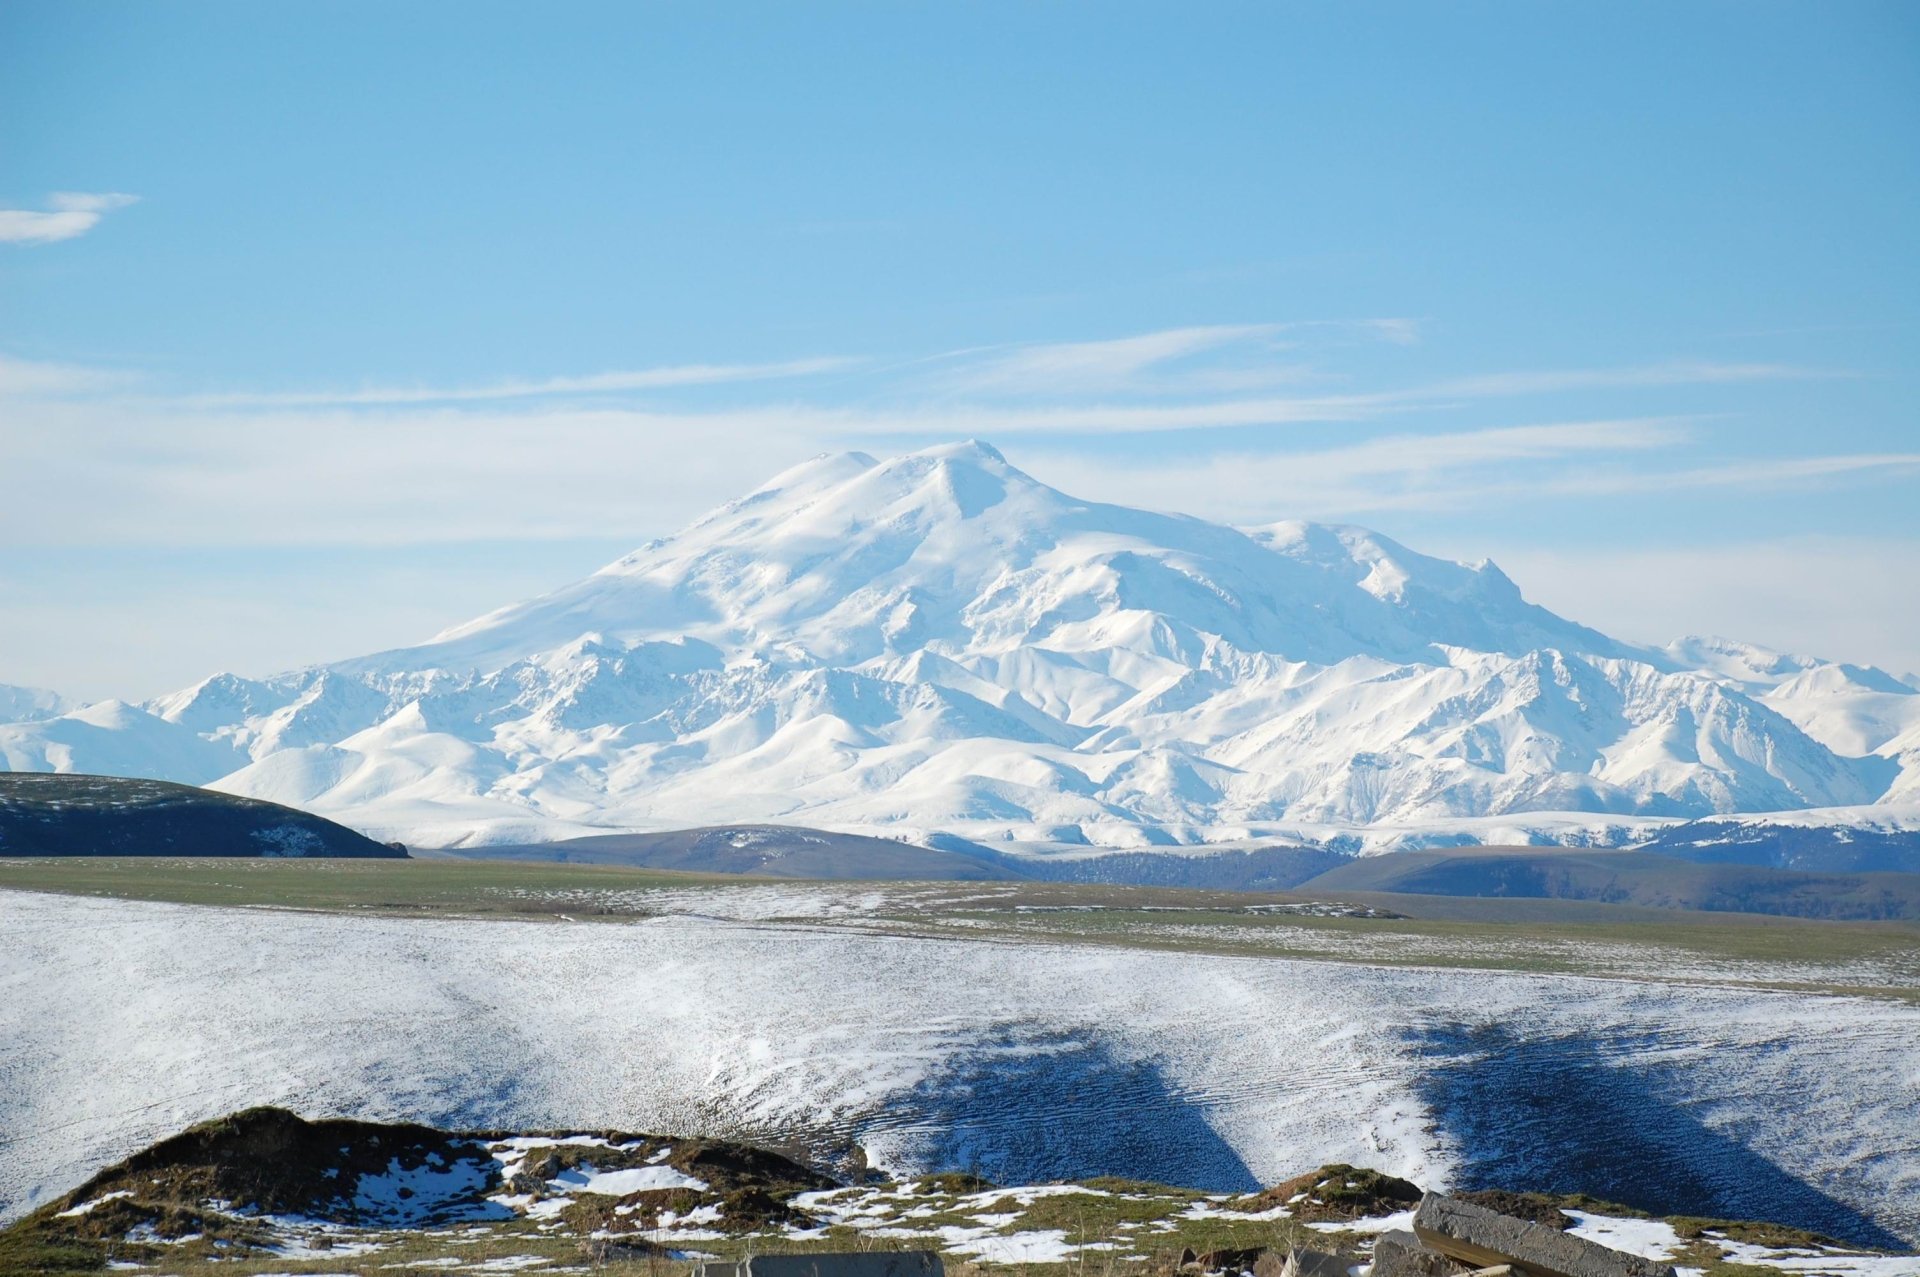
[[0, 683, 68, 724], [4, 442, 1914, 846]]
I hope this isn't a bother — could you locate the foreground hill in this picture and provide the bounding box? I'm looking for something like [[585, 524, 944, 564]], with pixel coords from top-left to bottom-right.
[[3, 1107, 1907, 1276], [0, 773, 404, 858], [0, 443, 1913, 846], [7, 885, 1916, 1249]]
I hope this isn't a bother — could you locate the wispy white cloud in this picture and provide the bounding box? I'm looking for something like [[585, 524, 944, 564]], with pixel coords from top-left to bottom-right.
[[0, 192, 139, 245], [933, 319, 1421, 397], [1028, 418, 1696, 520], [1022, 420, 1919, 524], [944, 324, 1288, 395], [1528, 451, 1920, 498], [847, 357, 1822, 436], [6, 400, 1854, 552], [0, 353, 134, 397], [1429, 360, 1817, 398], [183, 356, 861, 407], [0, 400, 843, 548], [856, 391, 1390, 434], [1360, 317, 1422, 346], [0, 337, 1880, 554], [21, 319, 1815, 439]]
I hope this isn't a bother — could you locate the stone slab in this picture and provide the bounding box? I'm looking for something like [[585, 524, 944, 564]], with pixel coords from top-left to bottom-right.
[[1277, 1245, 1359, 1277], [1413, 1193, 1675, 1277]]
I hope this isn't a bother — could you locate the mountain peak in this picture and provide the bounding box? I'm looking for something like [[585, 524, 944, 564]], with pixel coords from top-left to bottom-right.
[[376, 442, 1636, 678], [736, 449, 880, 502], [911, 438, 1007, 465]]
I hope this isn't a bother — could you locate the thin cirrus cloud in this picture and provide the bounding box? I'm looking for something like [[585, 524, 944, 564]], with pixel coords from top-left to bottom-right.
[[940, 323, 1290, 394], [0, 324, 1885, 551], [1529, 451, 1920, 498], [1427, 360, 1829, 398], [0, 192, 139, 245], [1026, 418, 1698, 521], [179, 356, 863, 408], [854, 357, 1819, 437], [9, 400, 1892, 550], [930, 319, 1420, 396], [8, 318, 1817, 437], [0, 353, 133, 397], [1018, 417, 1920, 524]]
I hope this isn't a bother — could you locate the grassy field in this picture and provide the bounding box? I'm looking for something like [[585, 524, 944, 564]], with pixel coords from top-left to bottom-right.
[[2, 855, 1916, 997], [0, 855, 739, 915]]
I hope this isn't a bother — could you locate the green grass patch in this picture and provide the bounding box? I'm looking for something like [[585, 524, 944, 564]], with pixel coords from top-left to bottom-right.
[[0, 855, 738, 916]]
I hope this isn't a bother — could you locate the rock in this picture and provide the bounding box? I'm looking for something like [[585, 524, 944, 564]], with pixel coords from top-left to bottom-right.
[[1264, 1246, 1358, 1277], [1370, 1229, 1458, 1277], [580, 1237, 660, 1264], [1413, 1193, 1676, 1277]]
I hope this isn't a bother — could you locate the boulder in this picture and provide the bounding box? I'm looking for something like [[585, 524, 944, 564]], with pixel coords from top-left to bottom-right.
[[1412, 1193, 1675, 1277], [1263, 1246, 1358, 1277]]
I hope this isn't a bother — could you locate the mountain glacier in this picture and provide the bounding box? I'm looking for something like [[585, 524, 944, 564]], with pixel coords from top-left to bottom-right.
[[4, 441, 1913, 847]]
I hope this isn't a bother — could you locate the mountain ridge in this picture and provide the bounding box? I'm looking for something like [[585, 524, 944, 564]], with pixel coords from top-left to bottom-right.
[[2, 441, 1913, 847]]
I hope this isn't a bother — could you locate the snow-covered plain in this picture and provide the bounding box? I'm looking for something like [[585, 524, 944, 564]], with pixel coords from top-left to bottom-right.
[[3, 442, 1916, 847], [2, 888, 1916, 1249]]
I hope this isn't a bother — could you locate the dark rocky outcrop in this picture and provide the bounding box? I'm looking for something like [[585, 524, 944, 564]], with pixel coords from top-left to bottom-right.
[[0, 773, 404, 857]]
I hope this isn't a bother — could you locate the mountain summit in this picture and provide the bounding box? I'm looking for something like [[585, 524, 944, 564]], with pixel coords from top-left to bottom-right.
[[5, 443, 1910, 845], [364, 439, 1622, 676]]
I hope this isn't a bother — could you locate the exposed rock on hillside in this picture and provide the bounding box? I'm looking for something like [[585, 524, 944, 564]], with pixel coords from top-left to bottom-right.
[[0, 772, 403, 857]]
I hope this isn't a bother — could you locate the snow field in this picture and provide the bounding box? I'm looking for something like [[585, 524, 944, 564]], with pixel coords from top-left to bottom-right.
[[3, 887, 1917, 1247]]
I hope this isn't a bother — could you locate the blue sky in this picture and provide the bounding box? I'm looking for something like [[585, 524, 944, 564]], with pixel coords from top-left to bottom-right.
[[3, 1, 1917, 699]]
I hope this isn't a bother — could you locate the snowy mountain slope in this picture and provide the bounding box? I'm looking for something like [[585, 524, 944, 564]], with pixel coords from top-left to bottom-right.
[[0, 700, 242, 786], [1657, 636, 1826, 693], [3, 442, 1909, 845], [1759, 664, 1920, 803], [0, 682, 68, 723]]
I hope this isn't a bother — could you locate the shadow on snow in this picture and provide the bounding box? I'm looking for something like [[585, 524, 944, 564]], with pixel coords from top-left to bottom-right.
[[859, 1029, 1259, 1193], [1407, 1021, 1909, 1251]]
